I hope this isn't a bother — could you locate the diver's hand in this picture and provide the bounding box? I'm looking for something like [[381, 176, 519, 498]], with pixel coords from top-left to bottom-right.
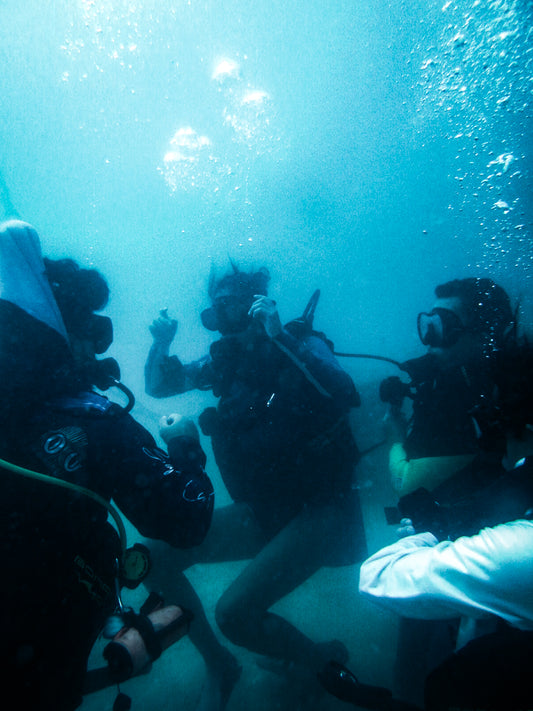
[[397, 518, 416, 538], [159, 413, 200, 443], [149, 308, 178, 346], [248, 295, 282, 338]]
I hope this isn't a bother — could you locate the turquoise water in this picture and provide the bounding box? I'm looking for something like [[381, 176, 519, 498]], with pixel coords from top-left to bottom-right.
[[1, 1, 532, 709]]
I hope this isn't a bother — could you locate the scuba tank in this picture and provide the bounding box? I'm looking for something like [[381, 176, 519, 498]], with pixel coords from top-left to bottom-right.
[[284, 289, 335, 352], [285, 288, 403, 368]]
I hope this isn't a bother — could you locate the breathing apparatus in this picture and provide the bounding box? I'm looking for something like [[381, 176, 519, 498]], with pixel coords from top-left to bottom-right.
[[0, 454, 192, 707], [285, 288, 408, 397], [85, 351, 136, 415], [0, 452, 155, 595], [285, 288, 403, 368], [64, 310, 135, 413], [41, 257, 136, 415]]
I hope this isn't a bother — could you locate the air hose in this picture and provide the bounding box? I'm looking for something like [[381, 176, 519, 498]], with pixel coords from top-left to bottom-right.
[[294, 290, 403, 370], [334, 352, 402, 368], [0, 455, 127, 562]]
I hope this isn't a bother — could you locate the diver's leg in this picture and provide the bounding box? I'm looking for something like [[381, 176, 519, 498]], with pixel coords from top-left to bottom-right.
[[143, 503, 267, 711], [393, 617, 459, 707], [147, 502, 266, 650], [214, 501, 351, 675]]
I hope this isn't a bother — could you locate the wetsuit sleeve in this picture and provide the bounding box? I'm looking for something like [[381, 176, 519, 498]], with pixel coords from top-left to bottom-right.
[[359, 521, 533, 629], [107, 414, 214, 548], [145, 341, 212, 397], [273, 330, 359, 409]]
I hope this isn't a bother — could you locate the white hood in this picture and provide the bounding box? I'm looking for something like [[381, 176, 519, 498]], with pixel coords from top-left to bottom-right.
[[0, 220, 68, 340]]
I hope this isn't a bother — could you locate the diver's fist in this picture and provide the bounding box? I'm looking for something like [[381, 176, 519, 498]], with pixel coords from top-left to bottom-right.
[[149, 308, 177, 345], [159, 413, 199, 443], [248, 295, 282, 338]]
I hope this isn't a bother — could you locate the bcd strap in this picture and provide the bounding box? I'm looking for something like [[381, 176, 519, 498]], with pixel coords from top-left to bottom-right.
[[121, 610, 162, 662]]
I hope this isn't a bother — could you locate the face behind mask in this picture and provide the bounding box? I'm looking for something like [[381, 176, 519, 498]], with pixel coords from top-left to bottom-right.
[[201, 294, 251, 335]]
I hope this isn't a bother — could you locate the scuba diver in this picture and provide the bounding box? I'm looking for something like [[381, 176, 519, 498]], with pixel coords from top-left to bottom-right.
[[357, 343, 533, 711], [380, 277, 515, 495], [377, 277, 516, 706], [318, 343, 533, 711], [0, 220, 214, 711], [144, 263, 366, 708]]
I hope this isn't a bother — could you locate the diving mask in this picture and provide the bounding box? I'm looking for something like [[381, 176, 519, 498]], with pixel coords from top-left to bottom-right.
[[417, 308, 466, 349], [201, 295, 250, 334]]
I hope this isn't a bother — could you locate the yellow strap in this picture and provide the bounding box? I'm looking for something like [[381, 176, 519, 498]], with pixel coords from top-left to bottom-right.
[[389, 443, 476, 494], [0, 455, 127, 561]]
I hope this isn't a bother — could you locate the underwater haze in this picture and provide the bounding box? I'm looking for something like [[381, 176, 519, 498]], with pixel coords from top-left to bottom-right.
[[1, 1, 532, 709]]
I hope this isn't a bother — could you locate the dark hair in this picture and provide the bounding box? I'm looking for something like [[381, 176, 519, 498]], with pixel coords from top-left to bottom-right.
[[435, 278, 514, 346], [208, 262, 270, 303], [43, 258, 109, 337]]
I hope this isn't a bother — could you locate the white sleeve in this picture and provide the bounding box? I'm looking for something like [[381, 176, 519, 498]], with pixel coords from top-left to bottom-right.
[[359, 521, 533, 629]]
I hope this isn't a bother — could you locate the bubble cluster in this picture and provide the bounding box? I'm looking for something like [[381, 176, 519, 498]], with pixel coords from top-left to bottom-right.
[[159, 127, 219, 193], [419, 1, 530, 123], [60, 0, 145, 79], [160, 56, 280, 195], [59, 4, 281, 198], [417, 0, 532, 271], [214, 58, 275, 152]]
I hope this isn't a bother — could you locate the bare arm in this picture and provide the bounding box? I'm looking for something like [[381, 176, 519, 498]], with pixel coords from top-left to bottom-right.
[[145, 309, 179, 397], [144, 309, 212, 397]]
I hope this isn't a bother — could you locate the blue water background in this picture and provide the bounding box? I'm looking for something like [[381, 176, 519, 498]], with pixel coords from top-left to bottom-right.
[[1, 1, 532, 708]]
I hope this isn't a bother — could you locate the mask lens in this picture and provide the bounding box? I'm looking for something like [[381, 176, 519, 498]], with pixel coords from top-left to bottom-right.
[[417, 309, 464, 348], [201, 296, 247, 334], [417, 311, 444, 347]]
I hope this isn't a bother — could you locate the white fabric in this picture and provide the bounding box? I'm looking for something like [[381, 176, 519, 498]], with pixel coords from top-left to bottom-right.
[[359, 520, 533, 630], [0, 220, 67, 339]]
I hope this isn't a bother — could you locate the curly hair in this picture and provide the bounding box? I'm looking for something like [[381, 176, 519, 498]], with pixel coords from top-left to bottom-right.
[[208, 261, 270, 303]]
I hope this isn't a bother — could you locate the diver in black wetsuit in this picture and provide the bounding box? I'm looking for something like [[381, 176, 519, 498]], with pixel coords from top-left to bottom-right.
[[381, 277, 515, 496], [378, 277, 516, 707], [322, 344, 533, 711], [0, 221, 214, 711], [144, 264, 365, 706]]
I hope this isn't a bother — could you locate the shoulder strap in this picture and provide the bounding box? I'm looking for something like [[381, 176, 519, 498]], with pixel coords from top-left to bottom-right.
[[52, 391, 115, 415]]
